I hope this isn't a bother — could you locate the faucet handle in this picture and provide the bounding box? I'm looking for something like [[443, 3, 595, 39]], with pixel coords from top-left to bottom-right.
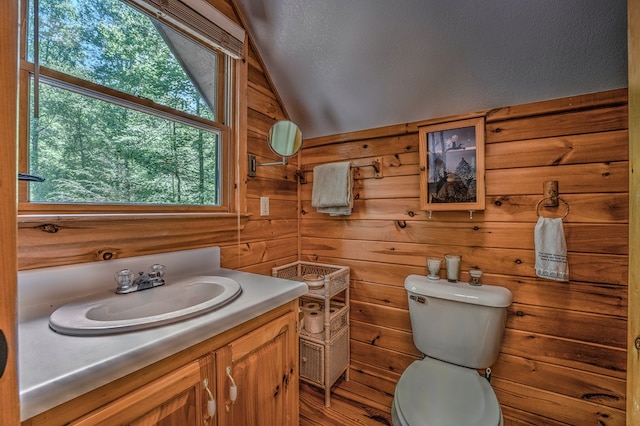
[[148, 264, 166, 278], [115, 269, 135, 291]]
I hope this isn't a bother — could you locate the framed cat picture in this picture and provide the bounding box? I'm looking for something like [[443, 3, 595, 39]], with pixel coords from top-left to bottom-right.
[[419, 116, 485, 211]]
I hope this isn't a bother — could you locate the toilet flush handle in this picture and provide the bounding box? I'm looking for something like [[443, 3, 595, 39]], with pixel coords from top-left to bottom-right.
[[409, 294, 426, 304]]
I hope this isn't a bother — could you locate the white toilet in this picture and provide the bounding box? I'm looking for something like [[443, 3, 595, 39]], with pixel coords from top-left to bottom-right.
[[392, 274, 513, 426]]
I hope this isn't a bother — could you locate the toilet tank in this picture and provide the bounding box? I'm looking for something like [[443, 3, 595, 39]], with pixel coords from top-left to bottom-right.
[[404, 274, 513, 369]]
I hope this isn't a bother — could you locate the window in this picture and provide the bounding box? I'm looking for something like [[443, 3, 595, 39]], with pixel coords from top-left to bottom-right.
[[19, 0, 242, 213]]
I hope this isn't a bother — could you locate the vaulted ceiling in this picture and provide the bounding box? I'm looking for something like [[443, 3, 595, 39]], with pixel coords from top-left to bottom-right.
[[235, 0, 628, 139]]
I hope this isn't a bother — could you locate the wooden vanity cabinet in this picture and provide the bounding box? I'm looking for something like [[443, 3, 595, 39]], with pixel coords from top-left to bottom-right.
[[22, 301, 299, 426], [216, 311, 298, 426], [69, 355, 214, 426]]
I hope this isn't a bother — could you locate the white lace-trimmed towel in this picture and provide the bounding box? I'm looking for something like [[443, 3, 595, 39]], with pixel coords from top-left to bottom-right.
[[534, 216, 569, 281], [311, 162, 353, 216]]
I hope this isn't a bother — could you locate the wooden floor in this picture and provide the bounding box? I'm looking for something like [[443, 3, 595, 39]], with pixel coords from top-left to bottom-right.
[[299, 381, 393, 426]]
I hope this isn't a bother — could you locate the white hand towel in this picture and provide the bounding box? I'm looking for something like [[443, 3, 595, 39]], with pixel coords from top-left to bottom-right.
[[534, 216, 569, 281], [311, 162, 353, 216]]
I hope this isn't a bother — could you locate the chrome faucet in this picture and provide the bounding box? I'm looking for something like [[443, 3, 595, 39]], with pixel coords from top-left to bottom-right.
[[115, 264, 166, 294]]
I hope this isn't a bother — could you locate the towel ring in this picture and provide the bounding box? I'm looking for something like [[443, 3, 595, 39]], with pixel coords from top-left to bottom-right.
[[535, 197, 570, 220]]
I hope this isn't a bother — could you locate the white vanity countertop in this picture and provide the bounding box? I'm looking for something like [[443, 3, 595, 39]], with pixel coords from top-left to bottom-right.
[[18, 248, 307, 421]]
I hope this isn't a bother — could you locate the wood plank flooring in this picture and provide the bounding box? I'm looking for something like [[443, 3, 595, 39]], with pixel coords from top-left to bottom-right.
[[299, 381, 392, 426]]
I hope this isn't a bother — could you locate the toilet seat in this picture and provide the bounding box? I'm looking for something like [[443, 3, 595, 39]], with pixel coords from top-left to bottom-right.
[[393, 357, 502, 426]]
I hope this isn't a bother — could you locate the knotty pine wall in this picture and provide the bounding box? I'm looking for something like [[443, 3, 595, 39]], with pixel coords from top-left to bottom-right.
[[14, 2, 629, 423], [299, 88, 628, 425], [17, 0, 299, 275], [224, 39, 300, 274]]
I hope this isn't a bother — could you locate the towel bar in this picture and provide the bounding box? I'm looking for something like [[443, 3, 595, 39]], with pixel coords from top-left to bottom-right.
[[296, 158, 382, 184]]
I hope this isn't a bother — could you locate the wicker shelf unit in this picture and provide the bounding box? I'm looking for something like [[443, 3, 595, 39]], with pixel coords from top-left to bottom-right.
[[273, 261, 350, 407]]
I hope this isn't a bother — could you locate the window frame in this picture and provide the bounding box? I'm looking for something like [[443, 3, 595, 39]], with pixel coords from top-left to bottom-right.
[[17, 0, 239, 216]]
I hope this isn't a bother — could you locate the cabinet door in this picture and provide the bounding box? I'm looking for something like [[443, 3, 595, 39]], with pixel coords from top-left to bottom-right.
[[216, 312, 298, 426], [70, 354, 214, 426]]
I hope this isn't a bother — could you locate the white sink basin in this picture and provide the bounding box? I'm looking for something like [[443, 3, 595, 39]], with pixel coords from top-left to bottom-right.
[[49, 276, 242, 336]]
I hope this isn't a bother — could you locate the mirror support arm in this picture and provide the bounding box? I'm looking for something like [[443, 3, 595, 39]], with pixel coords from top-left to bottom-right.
[[250, 120, 303, 177], [248, 154, 287, 177]]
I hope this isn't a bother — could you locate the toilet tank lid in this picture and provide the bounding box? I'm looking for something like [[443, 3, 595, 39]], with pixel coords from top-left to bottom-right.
[[404, 275, 513, 307]]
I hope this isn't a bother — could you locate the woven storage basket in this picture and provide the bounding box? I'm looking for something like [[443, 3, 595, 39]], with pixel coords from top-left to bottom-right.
[[299, 326, 349, 386], [299, 298, 348, 340], [272, 261, 349, 297], [327, 327, 350, 385], [299, 339, 324, 384]]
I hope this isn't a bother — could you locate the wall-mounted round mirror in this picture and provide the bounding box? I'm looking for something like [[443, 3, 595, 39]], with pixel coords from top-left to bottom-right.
[[267, 120, 302, 157]]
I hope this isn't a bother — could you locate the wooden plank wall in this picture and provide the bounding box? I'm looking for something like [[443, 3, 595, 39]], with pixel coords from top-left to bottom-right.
[[299, 88, 628, 425], [628, 0, 640, 422], [223, 37, 300, 274], [1, 0, 21, 424], [17, 0, 298, 276]]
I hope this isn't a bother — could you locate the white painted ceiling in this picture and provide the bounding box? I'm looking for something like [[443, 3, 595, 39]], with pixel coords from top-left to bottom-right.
[[234, 0, 628, 139]]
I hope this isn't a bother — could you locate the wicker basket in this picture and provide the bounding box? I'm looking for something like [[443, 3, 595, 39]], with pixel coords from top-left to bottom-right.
[[300, 298, 349, 340], [275, 260, 350, 407], [272, 261, 349, 297], [299, 339, 325, 384], [299, 326, 349, 386]]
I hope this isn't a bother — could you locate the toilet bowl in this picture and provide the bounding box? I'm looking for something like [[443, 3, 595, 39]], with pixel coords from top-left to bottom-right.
[[391, 357, 503, 426], [393, 275, 512, 426]]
